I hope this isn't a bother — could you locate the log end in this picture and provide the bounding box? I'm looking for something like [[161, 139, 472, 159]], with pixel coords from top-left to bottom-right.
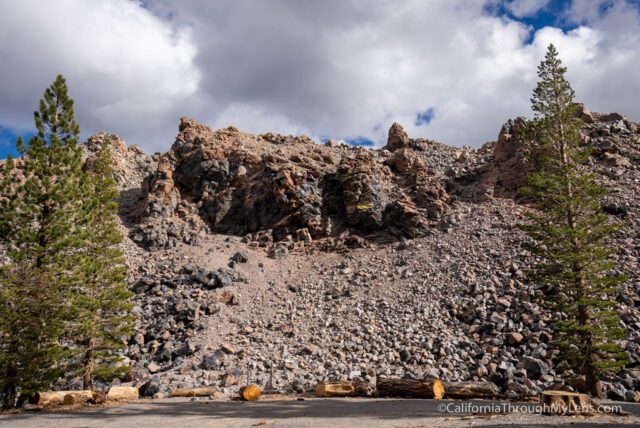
[[433, 379, 445, 400], [242, 384, 261, 401]]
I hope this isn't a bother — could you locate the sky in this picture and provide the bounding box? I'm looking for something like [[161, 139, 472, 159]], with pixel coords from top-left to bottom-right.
[[1, 0, 639, 158]]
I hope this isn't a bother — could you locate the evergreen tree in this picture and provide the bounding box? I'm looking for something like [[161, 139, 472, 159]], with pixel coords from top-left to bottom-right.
[[0, 75, 84, 408], [519, 44, 629, 397], [69, 137, 134, 390], [0, 265, 64, 409]]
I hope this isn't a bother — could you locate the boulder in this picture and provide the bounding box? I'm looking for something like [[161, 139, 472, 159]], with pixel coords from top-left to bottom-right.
[[385, 122, 410, 151]]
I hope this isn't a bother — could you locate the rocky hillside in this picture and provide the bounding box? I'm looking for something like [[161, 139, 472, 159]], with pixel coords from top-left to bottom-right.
[[6, 104, 640, 402]]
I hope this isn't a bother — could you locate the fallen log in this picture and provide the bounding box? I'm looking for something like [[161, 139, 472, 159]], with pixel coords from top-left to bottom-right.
[[240, 384, 261, 401], [442, 381, 499, 398], [352, 380, 373, 397], [376, 377, 444, 399], [540, 390, 592, 415], [171, 387, 218, 398], [315, 380, 373, 397], [106, 386, 139, 401], [316, 381, 354, 397], [32, 390, 94, 406]]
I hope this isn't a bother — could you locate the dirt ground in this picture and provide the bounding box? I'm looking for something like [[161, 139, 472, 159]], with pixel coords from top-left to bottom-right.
[[2, 398, 640, 428]]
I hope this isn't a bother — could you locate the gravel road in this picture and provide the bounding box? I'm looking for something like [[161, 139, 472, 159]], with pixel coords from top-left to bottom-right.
[[2, 398, 640, 428]]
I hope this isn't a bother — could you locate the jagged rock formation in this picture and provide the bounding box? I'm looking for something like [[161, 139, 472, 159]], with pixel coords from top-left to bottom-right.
[[480, 116, 531, 198], [82, 132, 157, 218], [129, 119, 451, 250]]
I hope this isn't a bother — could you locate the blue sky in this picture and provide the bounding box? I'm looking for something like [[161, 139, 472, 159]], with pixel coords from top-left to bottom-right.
[[1, 0, 640, 157], [0, 126, 24, 158]]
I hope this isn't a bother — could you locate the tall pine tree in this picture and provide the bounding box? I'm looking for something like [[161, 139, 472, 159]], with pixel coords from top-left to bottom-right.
[[0, 75, 84, 408], [0, 75, 134, 405], [519, 44, 629, 397], [69, 136, 134, 390]]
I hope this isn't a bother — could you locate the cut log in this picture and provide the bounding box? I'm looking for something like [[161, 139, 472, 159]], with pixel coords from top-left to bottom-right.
[[352, 380, 373, 397], [316, 381, 355, 397], [171, 387, 218, 398], [241, 384, 261, 401], [106, 386, 139, 401], [442, 381, 500, 398], [315, 380, 373, 397], [33, 390, 94, 406], [540, 390, 592, 415], [376, 377, 444, 399]]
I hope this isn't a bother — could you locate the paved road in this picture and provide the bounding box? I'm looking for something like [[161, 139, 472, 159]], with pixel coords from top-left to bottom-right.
[[2, 398, 640, 427]]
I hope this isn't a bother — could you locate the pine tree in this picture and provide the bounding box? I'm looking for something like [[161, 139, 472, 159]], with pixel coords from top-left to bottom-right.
[[519, 44, 629, 397], [0, 265, 65, 409], [0, 75, 85, 408], [69, 136, 134, 390]]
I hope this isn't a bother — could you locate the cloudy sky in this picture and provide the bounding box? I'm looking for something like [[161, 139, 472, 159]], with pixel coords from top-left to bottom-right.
[[1, 0, 639, 157]]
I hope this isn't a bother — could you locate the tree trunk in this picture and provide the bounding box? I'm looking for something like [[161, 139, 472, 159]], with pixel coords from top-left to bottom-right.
[[106, 386, 138, 401], [540, 390, 592, 415], [82, 337, 95, 391], [441, 381, 499, 398], [170, 387, 218, 397], [1, 365, 18, 409], [376, 377, 444, 399], [585, 363, 604, 398]]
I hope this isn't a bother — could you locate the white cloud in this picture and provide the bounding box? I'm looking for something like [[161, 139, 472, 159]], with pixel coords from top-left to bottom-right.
[[0, 0, 199, 153], [505, 0, 551, 18], [0, 0, 639, 151]]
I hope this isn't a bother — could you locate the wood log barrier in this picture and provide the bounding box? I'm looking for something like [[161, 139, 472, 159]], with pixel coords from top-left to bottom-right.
[[441, 381, 500, 398], [32, 390, 94, 406], [315, 380, 373, 397], [376, 377, 445, 399], [316, 381, 354, 397], [106, 386, 139, 401], [171, 387, 218, 398]]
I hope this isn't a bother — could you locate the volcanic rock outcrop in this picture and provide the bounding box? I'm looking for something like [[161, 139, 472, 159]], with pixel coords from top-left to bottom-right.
[[129, 119, 451, 250]]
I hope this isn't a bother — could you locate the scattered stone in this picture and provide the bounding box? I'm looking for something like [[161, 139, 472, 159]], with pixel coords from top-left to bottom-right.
[[220, 343, 235, 355]]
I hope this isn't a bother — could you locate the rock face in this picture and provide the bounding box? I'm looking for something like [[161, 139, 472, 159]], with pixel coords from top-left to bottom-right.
[[481, 117, 531, 198], [473, 103, 640, 200], [83, 132, 157, 218], [129, 118, 452, 249]]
